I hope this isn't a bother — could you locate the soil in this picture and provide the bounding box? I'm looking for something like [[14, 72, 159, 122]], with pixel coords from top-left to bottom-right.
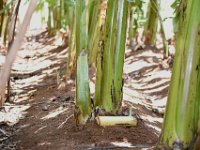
[[0, 29, 172, 150]]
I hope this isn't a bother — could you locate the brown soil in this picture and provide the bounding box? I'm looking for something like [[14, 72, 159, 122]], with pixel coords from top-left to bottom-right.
[[0, 30, 172, 150]]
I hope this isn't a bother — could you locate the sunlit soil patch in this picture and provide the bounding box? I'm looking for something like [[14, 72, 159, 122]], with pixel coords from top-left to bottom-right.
[[111, 141, 132, 147], [0, 104, 30, 126], [34, 125, 47, 134], [123, 46, 172, 134], [41, 107, 68, 120], [124, 60, 154, 74]]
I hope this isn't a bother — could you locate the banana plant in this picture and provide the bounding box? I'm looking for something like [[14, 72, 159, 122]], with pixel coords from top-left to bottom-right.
[[72, 0, 129, 120], [160, 0, 200, 148], [128, 0, 144, 47], [113, 0, 128, 112], [76, 50, 91, 124], [1, 0, 15, 44], [143, 0, 158, 45], [0, 0, 15, 36], [99, 0, 117, 112], [88, 0, 102, 65], [65, 0, 75, 83], [75, 0, 91, 124], [95, 0, 128, 112]]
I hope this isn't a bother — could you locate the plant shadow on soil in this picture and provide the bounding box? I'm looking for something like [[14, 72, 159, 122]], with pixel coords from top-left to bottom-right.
[[0, 30, 173, 149]]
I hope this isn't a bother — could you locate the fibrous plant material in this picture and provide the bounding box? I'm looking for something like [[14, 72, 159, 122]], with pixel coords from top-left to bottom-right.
[[96, 116, 137, 127]]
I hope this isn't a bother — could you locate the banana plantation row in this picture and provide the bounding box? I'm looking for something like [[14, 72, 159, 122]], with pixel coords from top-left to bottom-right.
[[0, 0, 200, 149]]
